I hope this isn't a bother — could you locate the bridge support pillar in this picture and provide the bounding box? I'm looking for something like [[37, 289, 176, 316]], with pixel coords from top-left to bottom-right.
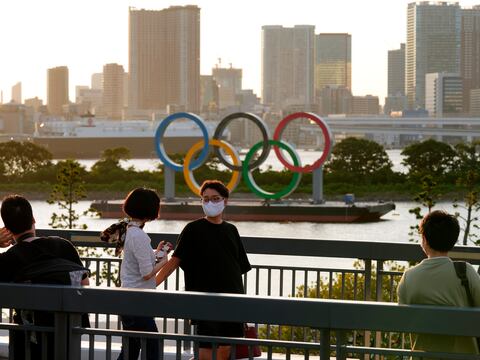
[[164, 166, 176, 202]]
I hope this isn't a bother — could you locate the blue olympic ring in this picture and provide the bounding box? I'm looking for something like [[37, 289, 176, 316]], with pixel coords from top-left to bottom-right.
[[154, 112, 210, 172]]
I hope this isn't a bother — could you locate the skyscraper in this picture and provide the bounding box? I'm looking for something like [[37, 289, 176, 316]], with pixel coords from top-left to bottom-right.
[[129, 5, 200, 114], [212, 64, 242, 109], [11, 82, 22, 104], [425, 72, 463, 117], [388, 43, 405, 96], [315, 33, 351, 94], [406, 2, 461, 110], [103, 63, 125, 119], [262, 25, 315, 110], [47, 66, 69, 116], [461, 6, 480, 113]]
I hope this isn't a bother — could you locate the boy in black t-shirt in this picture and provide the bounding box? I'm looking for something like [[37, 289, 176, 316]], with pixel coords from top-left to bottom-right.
[[0, 194, 89, 359], [156, 180, 251, 360]]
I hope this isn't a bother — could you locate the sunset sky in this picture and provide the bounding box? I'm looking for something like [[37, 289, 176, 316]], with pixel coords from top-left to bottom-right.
[[1, 0, 479, 105]]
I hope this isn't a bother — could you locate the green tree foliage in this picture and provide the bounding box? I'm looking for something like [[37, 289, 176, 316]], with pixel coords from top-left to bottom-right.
[[89, 147, 134, 184], [401, 139, 456, 181], [408, 175, 439, 241], [48, 160, 92, 229], [324, 137, 396, 184], [453, 142, 480, 245], [0, 141, 52, 178]]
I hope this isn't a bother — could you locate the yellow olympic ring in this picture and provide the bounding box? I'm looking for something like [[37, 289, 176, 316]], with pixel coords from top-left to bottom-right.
[[183, 139, 241, 196]]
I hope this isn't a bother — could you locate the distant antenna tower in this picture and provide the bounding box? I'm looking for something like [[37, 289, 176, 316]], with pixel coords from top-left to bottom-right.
[[217, 57, 222, 68]]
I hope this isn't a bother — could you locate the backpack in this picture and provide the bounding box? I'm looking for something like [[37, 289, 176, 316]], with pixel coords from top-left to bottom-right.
[[12, 237, 90, 331], [453, 261, 480, 350], [13, 236, 89, 286]]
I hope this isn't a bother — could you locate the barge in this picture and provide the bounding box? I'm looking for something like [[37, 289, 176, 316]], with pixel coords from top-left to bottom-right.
[[91, 198, 396, 223]]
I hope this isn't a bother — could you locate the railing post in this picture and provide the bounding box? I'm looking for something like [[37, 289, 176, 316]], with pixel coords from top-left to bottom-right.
[[375, 260, 384, 302], [320, 329, 330, 360], [183, 318, 192, 353], [335, 330, 347, 360], [54, 312, 69, 360], [363, 260, 372, 360], [374, 260, 384, 360], [68, 313, 82, 360]]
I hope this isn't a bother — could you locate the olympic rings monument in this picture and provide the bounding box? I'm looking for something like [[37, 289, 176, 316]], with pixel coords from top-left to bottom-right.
[[150, 111, 395, 223]]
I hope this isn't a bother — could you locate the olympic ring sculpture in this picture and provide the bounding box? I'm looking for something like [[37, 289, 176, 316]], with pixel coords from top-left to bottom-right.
[[154, 111, 333, 200]]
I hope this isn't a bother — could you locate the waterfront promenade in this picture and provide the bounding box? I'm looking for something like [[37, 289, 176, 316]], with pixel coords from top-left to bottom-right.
[[0, 229, 479, 359]]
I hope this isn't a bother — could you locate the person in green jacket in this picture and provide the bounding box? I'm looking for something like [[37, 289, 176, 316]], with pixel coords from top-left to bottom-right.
[[398, 210, 480, 358]]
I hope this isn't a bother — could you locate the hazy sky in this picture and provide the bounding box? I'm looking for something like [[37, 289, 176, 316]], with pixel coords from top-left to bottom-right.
[[1, 0, 479, 105]]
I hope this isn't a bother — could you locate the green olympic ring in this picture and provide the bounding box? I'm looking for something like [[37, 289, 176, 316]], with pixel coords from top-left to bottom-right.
[[242, 140, 302, 200]]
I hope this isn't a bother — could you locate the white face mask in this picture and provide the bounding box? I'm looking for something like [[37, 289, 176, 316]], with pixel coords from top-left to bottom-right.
[[202, 200, 225, 217]]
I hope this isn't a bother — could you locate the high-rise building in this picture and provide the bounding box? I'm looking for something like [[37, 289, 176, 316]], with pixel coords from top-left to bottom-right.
[[200, 75, 219, 113], [129, 5, 200, 114], [406, 2, 461, 110], [103, 63, 125, 119], [351, 95, 380, 115], [388, 43, 405, 96], [425, 72, 463, 117], [317, 85, 352, 115], [11, 82, 22, 104], [262, 25, 315, 111], [91, 73, 103, 90], [461, 6, 480, 113], [47, 66, 69, 116], [24, 97, 43, 112], [315, 33, 351, 94], [212, 64, 242, 109]]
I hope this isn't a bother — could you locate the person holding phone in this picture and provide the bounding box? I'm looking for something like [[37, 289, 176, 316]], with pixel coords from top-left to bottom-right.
[[156, 180, 251, 360]]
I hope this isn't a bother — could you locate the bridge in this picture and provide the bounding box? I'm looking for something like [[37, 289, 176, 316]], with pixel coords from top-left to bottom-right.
[[297, 116, 480, 145], [0, 229, 478, 360]]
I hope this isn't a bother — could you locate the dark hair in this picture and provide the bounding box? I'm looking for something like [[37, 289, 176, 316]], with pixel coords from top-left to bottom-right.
[[122, 188, 160, 220], [200, 180, 229, 198], [1, 195, 34, 234], [419, 210, 459, 252]]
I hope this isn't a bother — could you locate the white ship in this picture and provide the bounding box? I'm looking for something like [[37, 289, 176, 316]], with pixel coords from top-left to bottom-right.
[[33, 116, 218, 159]]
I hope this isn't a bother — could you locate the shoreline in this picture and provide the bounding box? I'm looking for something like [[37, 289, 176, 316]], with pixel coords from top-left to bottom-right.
[[0, 190, 453, 203]]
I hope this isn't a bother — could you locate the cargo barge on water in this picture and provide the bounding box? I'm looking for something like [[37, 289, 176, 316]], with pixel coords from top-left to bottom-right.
[[91, 198, 396, 223]]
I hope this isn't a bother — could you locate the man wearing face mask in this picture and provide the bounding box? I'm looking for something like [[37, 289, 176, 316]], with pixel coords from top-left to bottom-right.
[[156, 180, 251, 360]]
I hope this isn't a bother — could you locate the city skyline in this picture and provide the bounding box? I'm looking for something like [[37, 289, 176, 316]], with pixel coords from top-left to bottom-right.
[[2, 0, 480, 106]]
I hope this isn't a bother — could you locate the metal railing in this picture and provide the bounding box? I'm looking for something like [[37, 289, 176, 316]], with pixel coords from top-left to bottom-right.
[[0, 283, 479, 360]]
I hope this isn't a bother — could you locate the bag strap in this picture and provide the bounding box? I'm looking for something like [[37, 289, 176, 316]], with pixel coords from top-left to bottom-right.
[[453, 261, 475, 307]]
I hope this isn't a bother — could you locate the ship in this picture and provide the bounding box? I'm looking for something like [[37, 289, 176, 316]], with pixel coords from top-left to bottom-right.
[[90, 198, 396, 223], [32, 116, 217, 159]]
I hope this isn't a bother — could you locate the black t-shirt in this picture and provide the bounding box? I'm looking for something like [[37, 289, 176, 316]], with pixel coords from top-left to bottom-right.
[[173, 218, 251, 294], [0, 236, 84, 283]]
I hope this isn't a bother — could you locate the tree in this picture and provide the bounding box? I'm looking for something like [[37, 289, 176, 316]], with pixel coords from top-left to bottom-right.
[[48, 160, 92, 229], [453, 142, 480, 245], [89, 147, 132, 183], [408, 175, 440, 241], [0, 141, 52, 177], [401, 139, 456, 181], [325, 137, 394, 183]]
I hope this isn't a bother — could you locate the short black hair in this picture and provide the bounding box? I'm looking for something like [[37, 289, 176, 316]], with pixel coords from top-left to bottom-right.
[[200, 180, 229, 198], [1, 195, 34, 234], [122, 188, 160, 220], [419, 210, 459, 252]]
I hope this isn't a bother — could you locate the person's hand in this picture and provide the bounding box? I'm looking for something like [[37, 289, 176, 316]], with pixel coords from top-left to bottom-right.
[[155, 241, 173, 253], [0, 228, 14, 248]]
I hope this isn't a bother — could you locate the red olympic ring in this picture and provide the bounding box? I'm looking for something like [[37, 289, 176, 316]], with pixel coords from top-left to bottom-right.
[[273, 112, 333, 173]]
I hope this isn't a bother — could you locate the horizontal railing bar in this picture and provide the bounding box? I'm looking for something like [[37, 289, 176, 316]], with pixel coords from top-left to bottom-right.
[[347, 345, 480, 360], [0, 284, 479, 337], [251, 265, 365, 273], [37, 229, 480, 263], [75, 327, 320, 349]]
